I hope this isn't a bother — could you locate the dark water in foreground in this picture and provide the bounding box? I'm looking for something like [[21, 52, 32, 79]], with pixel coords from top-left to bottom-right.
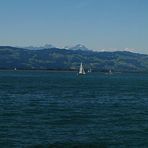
[[0, 71, 148, 148]]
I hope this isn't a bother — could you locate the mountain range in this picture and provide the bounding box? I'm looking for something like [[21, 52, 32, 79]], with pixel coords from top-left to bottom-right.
[[21, 44, 90, 51], [64, 44, 90, 51], [0, 46, 148, 72]]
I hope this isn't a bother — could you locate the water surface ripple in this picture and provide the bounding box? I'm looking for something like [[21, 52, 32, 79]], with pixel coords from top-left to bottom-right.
[[0, 71, 148, 147]]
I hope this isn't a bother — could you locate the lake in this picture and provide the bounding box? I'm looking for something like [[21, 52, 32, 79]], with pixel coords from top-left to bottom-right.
[[0, 71, 148, 147]]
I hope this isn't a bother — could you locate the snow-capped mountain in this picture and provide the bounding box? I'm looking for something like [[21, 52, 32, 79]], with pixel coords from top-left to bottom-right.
[[20, 44, 91, 51], [64, 44, 90, 51]]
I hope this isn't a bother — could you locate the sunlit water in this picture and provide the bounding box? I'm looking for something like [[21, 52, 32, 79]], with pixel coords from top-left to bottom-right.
[[0, 71, 148, 148]]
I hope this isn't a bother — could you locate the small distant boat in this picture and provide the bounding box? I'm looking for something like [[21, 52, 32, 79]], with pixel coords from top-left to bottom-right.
[[109, 69, 112, 74], [78, 62, 86, 75], [88, 68, 92, 73], [14, 68, 17, 71]]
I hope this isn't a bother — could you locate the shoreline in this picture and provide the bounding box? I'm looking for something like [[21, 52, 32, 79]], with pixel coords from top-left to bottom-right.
[[0, 69, 148, 74]]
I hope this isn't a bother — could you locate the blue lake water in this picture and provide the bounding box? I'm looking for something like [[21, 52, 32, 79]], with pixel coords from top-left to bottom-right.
[[0, 71, 148, 148]]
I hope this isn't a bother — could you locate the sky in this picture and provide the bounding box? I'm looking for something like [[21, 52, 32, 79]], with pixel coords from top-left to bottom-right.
[[0, 0, 148, 53]]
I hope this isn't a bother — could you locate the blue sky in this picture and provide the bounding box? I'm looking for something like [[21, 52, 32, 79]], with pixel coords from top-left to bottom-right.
[[0, 0, 148, 53]]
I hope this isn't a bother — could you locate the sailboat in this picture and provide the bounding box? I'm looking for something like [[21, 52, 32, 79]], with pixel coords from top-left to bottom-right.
[[78, 62, 86, 75], [109, 69, 112, 74], [88, 68, 92, 73]]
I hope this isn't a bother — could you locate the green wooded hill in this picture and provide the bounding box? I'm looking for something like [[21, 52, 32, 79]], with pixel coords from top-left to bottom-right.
[[0, 46, 148, 72]]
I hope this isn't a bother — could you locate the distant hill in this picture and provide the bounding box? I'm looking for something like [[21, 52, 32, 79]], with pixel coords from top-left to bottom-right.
[[19, 44, 55, 50], [0, 46, 148, 72]]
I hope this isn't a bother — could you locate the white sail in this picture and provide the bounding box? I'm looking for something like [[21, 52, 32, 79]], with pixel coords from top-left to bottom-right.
[[79, 62, 86, 75], [109, 69, 112, 74]]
